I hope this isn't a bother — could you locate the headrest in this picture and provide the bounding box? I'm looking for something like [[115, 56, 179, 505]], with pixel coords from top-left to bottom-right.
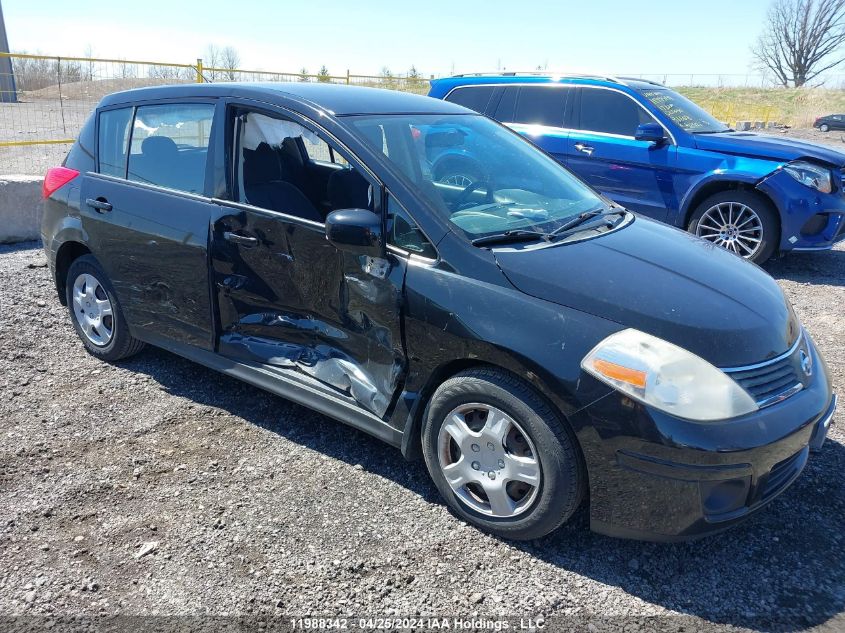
[[243, 142, 281, 185], [327, 169, 371, 210], [141, 135, 178, 157]]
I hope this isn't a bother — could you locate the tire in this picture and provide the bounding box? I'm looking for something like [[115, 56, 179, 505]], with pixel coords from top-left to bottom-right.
[[820, 123, 830, 132], [65, 255, 145, 361], [421, 367, 585, 540], [687, 190, 779, 264]]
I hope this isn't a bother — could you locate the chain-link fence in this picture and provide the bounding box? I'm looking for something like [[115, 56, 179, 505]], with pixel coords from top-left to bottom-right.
[[0, 52, 432, 175], [4, 52, 845, 175]]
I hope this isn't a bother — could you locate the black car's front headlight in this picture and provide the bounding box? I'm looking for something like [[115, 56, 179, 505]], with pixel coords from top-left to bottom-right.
[[783, 160, 833, 193], [581, 329, 758, 422]]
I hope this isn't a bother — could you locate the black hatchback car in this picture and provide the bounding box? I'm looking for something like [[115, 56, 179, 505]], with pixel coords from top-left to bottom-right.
[[813, 114, 845, 132], [42, 83, 836, 541]]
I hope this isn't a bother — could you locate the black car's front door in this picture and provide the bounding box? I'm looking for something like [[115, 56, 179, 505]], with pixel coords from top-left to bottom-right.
[[210, 104, 407, 417]]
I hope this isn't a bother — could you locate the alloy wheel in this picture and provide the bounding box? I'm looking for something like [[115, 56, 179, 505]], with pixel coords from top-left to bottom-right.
[[441, 173, 475, 187], [695, 201, 764, 259], [72, 273, 115, 346], [437, 403, 541, 518]]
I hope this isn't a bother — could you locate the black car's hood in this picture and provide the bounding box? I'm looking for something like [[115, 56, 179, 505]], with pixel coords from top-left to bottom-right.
[[694, 131, 845, 165], [494, 218, 800, 367]]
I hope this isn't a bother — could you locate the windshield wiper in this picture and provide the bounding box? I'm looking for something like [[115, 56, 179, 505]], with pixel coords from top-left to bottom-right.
[[470, 209, 626, 247], [547, 208, 626, 239], [471, 229, 552, 247]]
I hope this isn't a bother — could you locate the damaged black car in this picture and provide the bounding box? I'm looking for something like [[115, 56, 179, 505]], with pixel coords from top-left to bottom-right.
[[41, 83, 836, 541]]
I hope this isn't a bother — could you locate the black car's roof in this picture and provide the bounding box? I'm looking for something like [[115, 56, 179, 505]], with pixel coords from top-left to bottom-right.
[[99, 82, 469, 116]]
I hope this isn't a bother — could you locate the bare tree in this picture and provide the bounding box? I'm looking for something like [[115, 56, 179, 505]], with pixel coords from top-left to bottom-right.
[[11, 50, 54, 91], [752, 0, 845, 86], [298, 67, 310, 82], [117, 59, 137, 79], [83, 44, 95, 81], [204, 44, 222, 81], [220, 46, 240, 81]]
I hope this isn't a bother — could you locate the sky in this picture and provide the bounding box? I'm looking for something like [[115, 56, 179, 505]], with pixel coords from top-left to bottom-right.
[[2, 0, 774, 78]]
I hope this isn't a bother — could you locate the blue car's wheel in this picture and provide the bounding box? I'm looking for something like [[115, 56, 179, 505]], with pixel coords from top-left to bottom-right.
[[688, 191, 778, 264]]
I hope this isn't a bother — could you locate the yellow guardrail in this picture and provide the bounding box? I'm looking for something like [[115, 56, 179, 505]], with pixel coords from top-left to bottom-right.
[[0, 52, 426, 161], [0, 138, 75, 146]]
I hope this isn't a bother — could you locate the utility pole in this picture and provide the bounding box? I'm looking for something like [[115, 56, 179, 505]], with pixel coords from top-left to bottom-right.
[[0, 0, 17, 103]]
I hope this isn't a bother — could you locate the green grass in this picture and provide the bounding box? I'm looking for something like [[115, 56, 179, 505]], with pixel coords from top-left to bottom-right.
[[677, 86, 845, 128]]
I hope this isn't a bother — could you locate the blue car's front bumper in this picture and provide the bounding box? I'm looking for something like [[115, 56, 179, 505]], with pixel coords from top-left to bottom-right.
[[758, 169, 845, 251]]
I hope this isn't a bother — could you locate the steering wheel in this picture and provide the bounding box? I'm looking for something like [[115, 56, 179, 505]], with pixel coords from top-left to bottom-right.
[[455, 178, 496, 209]]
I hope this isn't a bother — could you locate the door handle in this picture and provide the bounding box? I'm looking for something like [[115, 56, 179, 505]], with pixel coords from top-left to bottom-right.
[[85, 198, 112, 213], [574, 143, 594, 156], [223, 231, 258, 247]]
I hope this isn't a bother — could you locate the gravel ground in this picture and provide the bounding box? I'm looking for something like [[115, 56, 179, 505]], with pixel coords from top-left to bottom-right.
[[0, 241, 843, 632]]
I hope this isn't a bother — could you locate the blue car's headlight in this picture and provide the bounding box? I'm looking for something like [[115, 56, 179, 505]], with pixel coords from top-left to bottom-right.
[[783, 160, 833, 193]]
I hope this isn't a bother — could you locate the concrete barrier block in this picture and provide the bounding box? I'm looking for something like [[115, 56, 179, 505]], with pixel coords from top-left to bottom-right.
[[0, 175, 43, 244], [735, 121, 751, 131]]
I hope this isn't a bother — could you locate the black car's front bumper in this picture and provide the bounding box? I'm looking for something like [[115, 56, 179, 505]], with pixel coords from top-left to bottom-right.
[[572, 343, 835, 542]]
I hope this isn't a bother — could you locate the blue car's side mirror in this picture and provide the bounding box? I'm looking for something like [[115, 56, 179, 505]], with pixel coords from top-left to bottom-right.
[[635, 122, 667, 145]]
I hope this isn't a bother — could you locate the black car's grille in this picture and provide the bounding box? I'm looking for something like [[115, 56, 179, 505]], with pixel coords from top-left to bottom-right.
[[728, 358, 800, 402], [723, 335, 809, 408]]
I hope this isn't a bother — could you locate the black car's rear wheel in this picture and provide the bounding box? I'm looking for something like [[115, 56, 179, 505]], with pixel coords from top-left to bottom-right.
[[422, 367, 585, 540], [688, 190, 778, 264], [65, 255, 145, 361]]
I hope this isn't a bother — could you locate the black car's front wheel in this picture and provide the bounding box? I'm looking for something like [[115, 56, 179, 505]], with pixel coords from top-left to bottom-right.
[[422, 368, 585, 540], [688, 190, 778, 264], [820, 123, 830, 132]]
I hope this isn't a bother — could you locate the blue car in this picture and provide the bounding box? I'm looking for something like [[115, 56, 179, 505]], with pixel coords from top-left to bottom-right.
[[428, 73, 845, 263]]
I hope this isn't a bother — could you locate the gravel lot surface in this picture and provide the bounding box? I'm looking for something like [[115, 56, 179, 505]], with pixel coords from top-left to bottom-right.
[[0, 241, 843, 632]]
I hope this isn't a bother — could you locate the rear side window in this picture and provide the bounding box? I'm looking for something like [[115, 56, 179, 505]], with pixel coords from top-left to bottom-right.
[[492, 86, 518, 122], [98, 108, 132, 177], [513, 86, 568, 128], [578, 88, 655, 136], [127, 103, 215, 193], [444, 86, 496, 113], [65, 112, 97, 172]]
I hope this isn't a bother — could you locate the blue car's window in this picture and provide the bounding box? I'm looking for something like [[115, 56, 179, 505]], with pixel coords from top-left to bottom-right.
[[579, 88, 656, 137], [513, 86, 569, 128], [444, 86, 496, 114], [349, 114, 607, 239], [493, 87, 518, 122], [640, 88, 729, 134]]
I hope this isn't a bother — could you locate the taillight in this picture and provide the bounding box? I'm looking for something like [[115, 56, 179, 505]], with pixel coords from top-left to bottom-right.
[[42, 166, 80, 198]]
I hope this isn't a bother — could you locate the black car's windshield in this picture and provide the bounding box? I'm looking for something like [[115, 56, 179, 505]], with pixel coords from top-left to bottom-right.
[[347, 114, 610, 240], [640, 88, 729, 134]]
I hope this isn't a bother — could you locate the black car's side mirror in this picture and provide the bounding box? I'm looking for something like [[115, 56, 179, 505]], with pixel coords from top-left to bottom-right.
[[635, 122, 667, 145], [325, 208, 383, 257]]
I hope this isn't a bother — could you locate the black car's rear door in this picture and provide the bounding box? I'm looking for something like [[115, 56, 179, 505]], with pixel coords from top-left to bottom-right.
[[79, 100, 219, 350], [209, 101, 407, 417]]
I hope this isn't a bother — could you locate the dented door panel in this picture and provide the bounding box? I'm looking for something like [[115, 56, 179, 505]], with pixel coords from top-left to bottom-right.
[[211, 205, 406, 417], [79, 175, 216, 349]]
